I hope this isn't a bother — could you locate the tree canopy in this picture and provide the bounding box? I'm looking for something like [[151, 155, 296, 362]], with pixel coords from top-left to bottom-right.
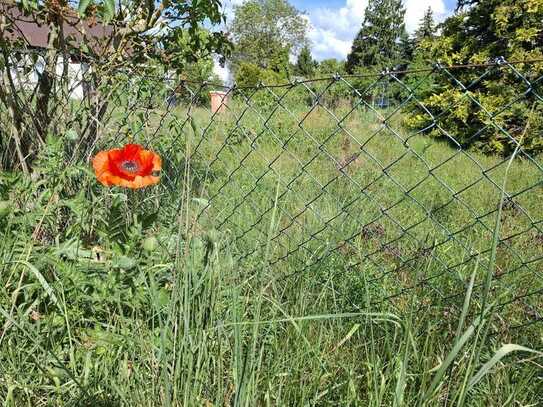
[[229, 0, 309, 74], [0, 0, 231, 171], [295, 46, 317, 77], [405, 0, 543, 155], [346, 0, 408, 73], [413, 7, 436, 44]]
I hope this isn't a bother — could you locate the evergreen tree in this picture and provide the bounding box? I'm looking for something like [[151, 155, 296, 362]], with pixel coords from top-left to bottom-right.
[[345, 0, 407, 73], [295, 46, 317, 77], [399, 30, 414, 66], [406, 0, 543, 155], [414, 7, 436, 44], [408, 6, 437, 65]]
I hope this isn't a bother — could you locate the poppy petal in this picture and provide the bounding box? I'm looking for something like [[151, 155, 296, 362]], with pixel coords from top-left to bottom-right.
[[152, 153, 162, 171], [137, 150, 161, 173], [122, 144, 143, 159], [92, 151, 113, 185], [92, 144, 161, 188]]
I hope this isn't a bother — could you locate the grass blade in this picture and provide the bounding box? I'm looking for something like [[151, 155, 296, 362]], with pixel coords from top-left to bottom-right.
[[423, 316, 483, 402], [467, 344, 543, 390]]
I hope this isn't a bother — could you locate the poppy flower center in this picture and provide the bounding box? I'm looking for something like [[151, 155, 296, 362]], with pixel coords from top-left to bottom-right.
[[120, 160, 139, 173]]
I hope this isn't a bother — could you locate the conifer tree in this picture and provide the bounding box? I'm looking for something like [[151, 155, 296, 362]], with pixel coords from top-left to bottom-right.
[[346, 0, 407, 73], [414, 6, 436, 44], [295, 46, 317, 77], [407, 0, 543, 155]]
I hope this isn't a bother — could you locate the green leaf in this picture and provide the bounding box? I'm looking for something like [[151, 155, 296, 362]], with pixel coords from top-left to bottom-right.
[[13, 261, 61, 311], [467, 344, 543, 390], [142, 236, 158, 252], [189, 116, 201, 138], [139, 211, 158, 230], [55, 239, 93, 261], [80, 42, 90, 54], [332, 323, 360, 352], [65, 129, 79, 141], [423, 316, 483, 402], [78, 0, 92, 15], [191, 197, 209, 207]]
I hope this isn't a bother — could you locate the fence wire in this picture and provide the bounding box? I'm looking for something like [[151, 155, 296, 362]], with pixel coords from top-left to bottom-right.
[[1, 52, 542, 341]]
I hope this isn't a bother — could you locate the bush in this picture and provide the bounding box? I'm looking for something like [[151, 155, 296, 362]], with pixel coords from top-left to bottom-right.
[[234, 63, 288, 109], [403, 1, 543, 156]]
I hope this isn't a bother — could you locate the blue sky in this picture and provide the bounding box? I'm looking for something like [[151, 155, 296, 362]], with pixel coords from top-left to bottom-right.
[[295, 0, 455, 61], [217, 0, 456, 79]]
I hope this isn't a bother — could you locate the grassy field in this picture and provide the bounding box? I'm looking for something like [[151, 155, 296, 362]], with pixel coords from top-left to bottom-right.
[[1, 96, 542, 405]]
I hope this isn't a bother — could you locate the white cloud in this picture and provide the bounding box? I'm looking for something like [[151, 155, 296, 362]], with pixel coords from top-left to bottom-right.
[[214, 0, 453, 75], [307, 0, 367, 61], [308, 0, 450, 61]]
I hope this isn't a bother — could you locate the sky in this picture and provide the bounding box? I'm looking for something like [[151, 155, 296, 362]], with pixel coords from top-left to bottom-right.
[[216, 0, 457, 80]]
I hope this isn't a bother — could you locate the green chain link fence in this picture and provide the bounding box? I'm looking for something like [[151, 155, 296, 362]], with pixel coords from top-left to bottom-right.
[[1, 52, 542, 340]]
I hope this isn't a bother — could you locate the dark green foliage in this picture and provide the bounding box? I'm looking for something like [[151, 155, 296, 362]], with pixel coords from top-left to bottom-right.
[[346, 0, 408, 73], [159, 27, 230, 73], [413, 6, 437, 44], [0, 0, 231, 173], [405, 0, 543, 155], [295, 46, 317, 78], [318, 59, 346, 75], [309, 59, 351, 107], [233, 62, 288, 108], [234, 62, 288, 89], [173, 57, 223, 106]]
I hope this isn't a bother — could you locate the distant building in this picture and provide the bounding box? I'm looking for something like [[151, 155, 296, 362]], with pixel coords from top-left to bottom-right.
[[1, 0, 114, 99]]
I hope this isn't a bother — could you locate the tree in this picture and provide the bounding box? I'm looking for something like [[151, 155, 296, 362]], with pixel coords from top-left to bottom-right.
[[229, 0, 309, 74], [407, 7, 438, 66], [414, 7, 436, 44], [399, 30, 414, 66], [295, 46, 317, 77], [406, 0, 543, 155], [345, 0, 407, 73], [317, 59, 346, 75], [0, 0, 230, 172]]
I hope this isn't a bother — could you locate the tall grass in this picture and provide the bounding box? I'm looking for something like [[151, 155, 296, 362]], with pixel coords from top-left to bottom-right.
[[0, 99, 542, 405]]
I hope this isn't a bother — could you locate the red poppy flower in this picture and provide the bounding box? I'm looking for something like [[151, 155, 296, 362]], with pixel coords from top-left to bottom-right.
[[92, 144, 162, 189]]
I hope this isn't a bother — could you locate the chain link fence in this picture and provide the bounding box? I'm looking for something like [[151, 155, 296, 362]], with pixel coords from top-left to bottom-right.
[[1, 51, 542, 341]]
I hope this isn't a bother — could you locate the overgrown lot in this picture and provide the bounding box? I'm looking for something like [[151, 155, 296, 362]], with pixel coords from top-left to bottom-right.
[[1, 101, 542, 405]]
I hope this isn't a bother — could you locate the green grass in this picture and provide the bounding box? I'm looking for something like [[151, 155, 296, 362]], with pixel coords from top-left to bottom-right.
[[1, 98, 542, 405]]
